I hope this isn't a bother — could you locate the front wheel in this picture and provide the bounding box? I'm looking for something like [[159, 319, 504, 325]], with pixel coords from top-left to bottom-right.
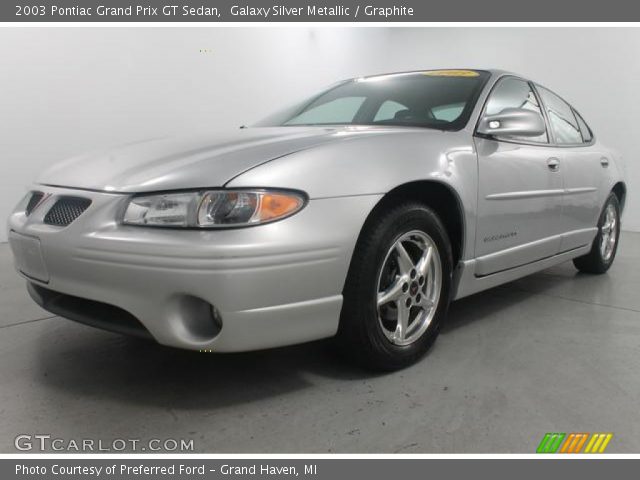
[[337, 202, 453, 371], [573, 192, 621, 274]]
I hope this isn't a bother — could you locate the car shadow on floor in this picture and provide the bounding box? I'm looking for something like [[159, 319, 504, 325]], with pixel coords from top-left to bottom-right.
[[32, 265, 587, 411], [34, 326, 339, 409]]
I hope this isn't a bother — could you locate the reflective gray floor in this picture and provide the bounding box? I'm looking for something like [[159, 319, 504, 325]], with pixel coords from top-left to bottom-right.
[[1, 233, 639, 453]]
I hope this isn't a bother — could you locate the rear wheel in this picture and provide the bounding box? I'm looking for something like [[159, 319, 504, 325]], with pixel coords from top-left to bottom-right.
[[338, 202, 452, 371], [573, 193, 621, 274]]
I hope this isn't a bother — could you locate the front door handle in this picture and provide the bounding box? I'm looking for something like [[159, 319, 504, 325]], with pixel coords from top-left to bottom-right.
[[547, 157, 560, 172], [600, 157, 610, 168]]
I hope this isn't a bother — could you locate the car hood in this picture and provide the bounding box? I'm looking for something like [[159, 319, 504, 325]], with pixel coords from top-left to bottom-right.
[[37, 126, 398, 193]]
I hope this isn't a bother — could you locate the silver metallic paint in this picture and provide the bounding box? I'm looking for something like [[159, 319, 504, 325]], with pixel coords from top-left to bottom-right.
[[9, 184, 381, 350], [8, 70, 626, 350]]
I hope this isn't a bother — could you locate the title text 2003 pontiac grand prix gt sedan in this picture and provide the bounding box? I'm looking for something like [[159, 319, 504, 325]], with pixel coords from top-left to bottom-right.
[[8, 69, 626, 370]]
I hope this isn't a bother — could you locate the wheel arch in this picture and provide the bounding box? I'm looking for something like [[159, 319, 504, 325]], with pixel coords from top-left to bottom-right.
[[359, 180, 466, 267], [612, 181, 627, 212]]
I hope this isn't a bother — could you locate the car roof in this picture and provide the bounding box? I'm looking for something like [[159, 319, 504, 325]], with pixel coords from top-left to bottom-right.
[[348, 69, 523, 82]]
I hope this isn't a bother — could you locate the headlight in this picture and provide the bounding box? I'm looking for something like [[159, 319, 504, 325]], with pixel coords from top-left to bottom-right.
[[123, 189, 306, 228]]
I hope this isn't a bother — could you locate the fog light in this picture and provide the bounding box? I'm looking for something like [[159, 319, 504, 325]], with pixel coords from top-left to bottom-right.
[[175, 296, 223, 342]]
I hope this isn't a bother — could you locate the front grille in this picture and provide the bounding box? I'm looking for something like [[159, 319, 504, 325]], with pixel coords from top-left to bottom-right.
[[25, 191, 44, 216], [44, 196, 91, 226]]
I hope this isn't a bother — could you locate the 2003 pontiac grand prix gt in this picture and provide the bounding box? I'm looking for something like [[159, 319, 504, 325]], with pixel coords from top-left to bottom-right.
[[8, 69, 626, 370]]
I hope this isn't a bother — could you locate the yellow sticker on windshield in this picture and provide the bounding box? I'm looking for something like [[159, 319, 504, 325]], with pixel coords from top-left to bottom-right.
[[423, 70, 480, 77]]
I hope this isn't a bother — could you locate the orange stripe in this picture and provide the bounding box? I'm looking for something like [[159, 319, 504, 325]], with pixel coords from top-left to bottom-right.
[[573, 433, 589, 453], [560, 434, 576, 453], [568, 434, 581, 453]]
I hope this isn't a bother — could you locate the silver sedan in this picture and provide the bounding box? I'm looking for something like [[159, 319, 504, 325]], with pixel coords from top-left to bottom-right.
[[8, 69, 626, 370]]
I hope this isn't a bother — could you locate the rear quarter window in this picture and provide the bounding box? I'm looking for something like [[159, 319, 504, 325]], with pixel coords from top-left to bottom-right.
[[573, 110, 594, 143], [537, 86, 583, 145]]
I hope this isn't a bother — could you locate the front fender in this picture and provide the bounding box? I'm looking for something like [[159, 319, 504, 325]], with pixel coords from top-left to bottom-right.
[[227, 129, 478, 260]]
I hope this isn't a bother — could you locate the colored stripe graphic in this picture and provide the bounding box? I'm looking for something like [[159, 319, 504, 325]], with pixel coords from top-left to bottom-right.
[[584, 433, 613, 453], [560, 433, 589, 453], [537, 433, 613, 453], [536, 433, 565, 453], [560, 433, 576, 453]]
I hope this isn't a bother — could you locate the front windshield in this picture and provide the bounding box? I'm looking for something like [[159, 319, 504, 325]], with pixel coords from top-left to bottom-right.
[[255, 70, 490, 131]]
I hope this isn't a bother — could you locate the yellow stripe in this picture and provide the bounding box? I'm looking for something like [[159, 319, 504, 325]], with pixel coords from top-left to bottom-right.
[[598, 434, 613, 453], [560, 434, 575, 453], [574, 433, 589, 453], [584, 434, 598, 453], [591, 434, 605, 453]]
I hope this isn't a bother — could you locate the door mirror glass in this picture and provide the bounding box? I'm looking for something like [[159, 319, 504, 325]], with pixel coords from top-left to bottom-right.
[[477, 108, 546, 138]]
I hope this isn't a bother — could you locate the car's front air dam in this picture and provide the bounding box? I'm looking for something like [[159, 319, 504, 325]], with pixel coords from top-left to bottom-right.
[[27, 282, 155, 340], [9, 185, 383, 351]]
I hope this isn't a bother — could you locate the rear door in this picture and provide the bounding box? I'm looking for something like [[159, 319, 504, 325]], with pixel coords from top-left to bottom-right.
[[474, 77, 564, 276], [535, 85, 604, 251]]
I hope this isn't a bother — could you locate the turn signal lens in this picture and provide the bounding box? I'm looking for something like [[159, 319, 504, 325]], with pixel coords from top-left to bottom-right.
[[257, 193, 304, 222], [123, 189, 306, 228]]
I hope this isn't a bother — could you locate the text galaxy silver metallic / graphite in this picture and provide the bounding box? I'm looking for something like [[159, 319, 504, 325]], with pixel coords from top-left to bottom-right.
[[229, 5, 414, 18]]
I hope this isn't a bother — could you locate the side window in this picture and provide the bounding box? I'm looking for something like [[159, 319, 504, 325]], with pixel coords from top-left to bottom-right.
[[483, 77, 548, 143], [374, 100, 408, 121], [537, 86, 582, 144], [574, 110, 593, 143], [285, 96, 366, 125]]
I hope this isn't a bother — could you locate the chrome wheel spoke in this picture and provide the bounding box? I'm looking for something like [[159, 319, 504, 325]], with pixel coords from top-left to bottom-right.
[[416, 246, 433, 278], [394, 301, 410, 342], [417, 294, 434, 310], [395, 242, 415, 275], [377, 276, 404, 307]]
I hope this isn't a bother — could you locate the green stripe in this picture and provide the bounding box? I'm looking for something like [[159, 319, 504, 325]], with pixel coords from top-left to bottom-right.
[[537, 433, 553, 453], [548, 433, 566, 453], [542, 434, 558, 453], [537, 433, 566, 453]]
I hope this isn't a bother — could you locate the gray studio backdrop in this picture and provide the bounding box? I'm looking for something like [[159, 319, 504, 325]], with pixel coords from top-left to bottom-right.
[[1, 27, 639, 242]]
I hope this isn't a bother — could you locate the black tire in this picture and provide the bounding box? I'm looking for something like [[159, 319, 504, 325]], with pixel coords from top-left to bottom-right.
[[337, 202, 453, 371], [573, 193, 621, 274]]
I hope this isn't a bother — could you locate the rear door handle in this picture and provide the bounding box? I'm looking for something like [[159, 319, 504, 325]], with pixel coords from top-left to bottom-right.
[[547, 157, 560, 172], [600, 157, 610, 168]]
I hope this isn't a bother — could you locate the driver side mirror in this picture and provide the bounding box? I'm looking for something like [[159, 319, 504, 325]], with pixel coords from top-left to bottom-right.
[[477, 108, 546, 138]]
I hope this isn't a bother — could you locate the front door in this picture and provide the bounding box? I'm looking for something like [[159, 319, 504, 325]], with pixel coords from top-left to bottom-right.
[[474, 77, 564, 276]]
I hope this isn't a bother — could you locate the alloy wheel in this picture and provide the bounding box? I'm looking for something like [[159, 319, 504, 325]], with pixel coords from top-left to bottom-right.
[[600, 203, 618, 262], [376, 230, 442, 346]]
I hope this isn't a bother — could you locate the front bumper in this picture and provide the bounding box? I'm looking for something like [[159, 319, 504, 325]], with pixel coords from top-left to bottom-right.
[[8, 185, 381, 351]]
